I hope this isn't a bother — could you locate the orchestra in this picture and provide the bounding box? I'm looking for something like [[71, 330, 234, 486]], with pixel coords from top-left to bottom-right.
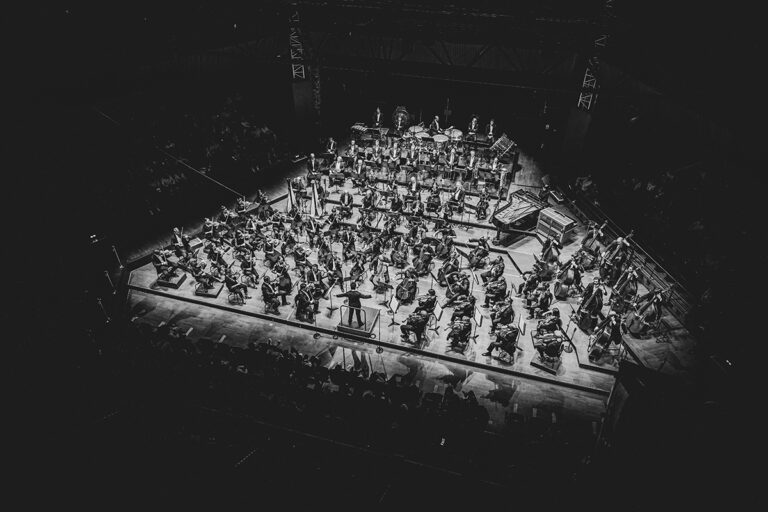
[[145, 107, 664, 367]]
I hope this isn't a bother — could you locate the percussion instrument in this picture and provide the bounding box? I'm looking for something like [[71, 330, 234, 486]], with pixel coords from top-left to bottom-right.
[[408, 125, 425, 134], [415, 131, 431, 139], [351, 123, 366, 132], [432, 134, 449, 143], [444, 128, 463, 141]]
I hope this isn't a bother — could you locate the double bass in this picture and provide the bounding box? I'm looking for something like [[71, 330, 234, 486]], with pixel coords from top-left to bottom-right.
[[576, 281, 604, 332], [553, 259, 581, 300], [609, 265, 639, 314], [624, 289, 666, 336]]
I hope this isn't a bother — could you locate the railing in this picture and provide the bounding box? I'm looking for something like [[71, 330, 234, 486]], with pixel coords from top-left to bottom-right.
[[339, 304, 368, 331], [562, 188, 696, 325]]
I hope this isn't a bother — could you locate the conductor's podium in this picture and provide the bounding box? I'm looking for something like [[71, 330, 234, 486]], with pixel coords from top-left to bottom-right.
[[336, 305, 380, 338], [156, 273, 187, 289], [194, 281, 224, 298]]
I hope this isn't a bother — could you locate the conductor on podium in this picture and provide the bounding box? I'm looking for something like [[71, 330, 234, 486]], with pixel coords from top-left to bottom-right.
[[336, 282, 372, 328]]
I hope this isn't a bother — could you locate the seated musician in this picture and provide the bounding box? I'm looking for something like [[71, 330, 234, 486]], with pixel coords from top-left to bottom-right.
[[412, 245, 434, 276], [447, 146, 457, 172], [391, 242, 409, 269], [536, 307, 563, 335], [325, 255, 345, 292], [437, 253, 460, 286], [219, 205, 236, 226], [338, 189, 354, 219], [518, 270, 541, 298], [483, 275, 507, 307], [361, 188, 375, 209], [485, 118, 497, 142], [467, 236, 490, 269], [189, 259, 215, 290], [451, 295, 476, 322], [489, 297, 515, 333], [304, 263, 328, 295], [526, 282, 553, 319], [448, 180, 465, 213], [413, 289, 437, 315], [276, 267, 292, 305], [349, 256, 365, 284], [233, 230, 252, 260], [390, 191, 404, 213], [371, 139, 383, 164], [263, 240, 282, 268], [444, 274, 470, 306], [152, 249, 178, 280], [475, 187, 490, 220], [326, 137, 337, 155], [171, 227, 185, 257], [482, 323, 519, 358], [295, 283, 318, 322], [447, 316, 472, 352], [341, 229, 357, 262], [348, 140, 358, 160], [292, 244, 309, 271], [406, 141, 418, 165], [239, 255, 259, 285], [406, 175, 420, 200], [224, 269, 250, 302], [395, 268, 418, 304], [426, 187, 441, 213], [261, 275, 281, 314], [237, 197, 253, 214], [331, 155, 345, 180], [428, 115, 441, 134], [466, 149, 480, 187], [434, 232, 454, 260], [203, 218, 217, 240], [400, 310, 429, 345], [535, 334, 564, 361], [388, 142, 400, 167], [481, 255, 504, 284]]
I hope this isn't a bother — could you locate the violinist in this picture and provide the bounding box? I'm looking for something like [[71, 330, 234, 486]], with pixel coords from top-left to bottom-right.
[[390, 190, 404, 213], [426, 186, 441, 213], [263, 239, 282, 268], [536, 307, 563, 335], [152, 249, 179, 280], [361, 188, 376, 209], [483, 275, 508, 307], [451, 295, 477, 322], [413, 289, 437, 315], [239, 253, 259, 283], [475, 186, 490, 220], [481, 255, 504, 284], [482, 323, 519, 359], [525, 282, 553, 319], [588, 311, 622, 362], [490, 297, 515, 333], [325, 255, 345, 291], [189, 259, 215, 291], [262, 275, 281, 314], [225, 269, 250, 302], [400, 310, 429, 345], [341, 229, 357, 262], [349, 256, 365, 284], [444, 273, 470, 306], [447, 316, 472, 353], [303, 263, 328, 296]]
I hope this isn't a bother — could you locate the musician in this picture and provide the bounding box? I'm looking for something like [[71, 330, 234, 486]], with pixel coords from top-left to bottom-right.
[[485, 118, 497, 142], [444, 274, 470, 306], [296, 282, 319, 322], [541, 237, 561, 263], [482, 323, 519, 358], [331, 154, 345, 176], [448, 180, 465, 214], [400, 310, 429, 345], [428, 115, 441, 134], [534, 333, 563, 361], [437, 253, 460, 286], [348, 140, 358, 159], [576, 277, 604, 332], [338, 189, 354, 220], [426, 186, 441, 213], [336, 282, 372, 328], [372, 107, 383, 128], [468, 114, 480, 135], [588, 311, 622, 362], [361, 188, 376, 210], [388, 142, 400, 166], [306, 152, 320, 180], [389, 190, 404, 213], [393, 267, 417, 304], [481, 255, 505, 284], [353, 158, 365, 180], [219, 205, 236, 226], [413, 289, 437, 315], [526, 282, 553, 319], [582, 221, 606, 252], [326, 255, 345, 291], [406, 175, 420, 199], [483, 275, 508, 307], [451, 295, 476, 322], [467, 236, 490, 269], [447, 316, 472, 353], [239, 254, 259, 285], [489, 297, 515, 332], [262, 275, 281, 314], [225, 269, 250, 302], [407, 140, 418, 165], [264, 239, 282, 268], [475, 186, 490, 220], [610, 264, 638, 303], [632, 288, 665, 313], [326, 137, 337, 155], [189, 259, 215, 290], [152, 249, 178, 279], [391, 240, 409, 269], [556, 257, 583, 290], [536, 307, 563, 335], [171, 227, 185, 257]]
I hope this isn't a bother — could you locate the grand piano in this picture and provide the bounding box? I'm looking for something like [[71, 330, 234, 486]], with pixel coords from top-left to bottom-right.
[[491, 189, 548, 244]]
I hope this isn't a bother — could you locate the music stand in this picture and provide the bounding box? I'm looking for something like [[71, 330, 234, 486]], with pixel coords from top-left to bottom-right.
[[386, 293, 400, 326], [470, 307, 483, 342], [429, 301, 443, 334]]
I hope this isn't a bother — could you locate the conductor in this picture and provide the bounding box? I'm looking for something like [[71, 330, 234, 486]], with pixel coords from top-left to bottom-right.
[[336, 282, 372, 328]]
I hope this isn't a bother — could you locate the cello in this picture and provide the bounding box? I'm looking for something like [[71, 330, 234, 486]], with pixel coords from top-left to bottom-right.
[[624, 289, 666, 336]]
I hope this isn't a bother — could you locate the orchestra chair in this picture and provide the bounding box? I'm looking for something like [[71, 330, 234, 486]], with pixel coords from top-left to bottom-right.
[[228, 291, 245, 305]]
